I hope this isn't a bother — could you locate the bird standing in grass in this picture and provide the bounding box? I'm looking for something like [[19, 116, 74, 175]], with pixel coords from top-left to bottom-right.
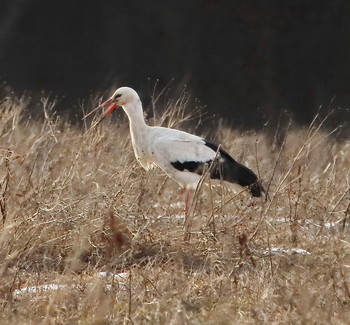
[[90, 87, 264, 211]]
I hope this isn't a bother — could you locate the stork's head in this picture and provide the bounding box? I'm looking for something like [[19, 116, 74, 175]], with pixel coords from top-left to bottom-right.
[[100, 87, 140, 115]]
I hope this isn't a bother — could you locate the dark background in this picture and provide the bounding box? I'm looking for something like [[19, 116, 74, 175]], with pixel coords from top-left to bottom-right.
[[0, 0, 349, 132]]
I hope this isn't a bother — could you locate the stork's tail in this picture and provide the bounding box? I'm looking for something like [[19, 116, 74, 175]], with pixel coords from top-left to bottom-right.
[[248, 180, 265, 197], [203, 140, 265, 198], [230, 161, 264, 197]]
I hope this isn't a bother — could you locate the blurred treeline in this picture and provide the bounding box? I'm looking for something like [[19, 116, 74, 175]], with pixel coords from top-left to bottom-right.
[[0, 0, 349, 134]]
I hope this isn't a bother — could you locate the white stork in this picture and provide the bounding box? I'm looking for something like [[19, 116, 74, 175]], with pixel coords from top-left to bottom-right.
[[92, 87, 263, 211]]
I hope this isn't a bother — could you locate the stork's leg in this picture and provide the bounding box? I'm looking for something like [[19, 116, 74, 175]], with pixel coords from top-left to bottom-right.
[[178, 188, 189, 214], [184, 188, 192, 215], [178, 188, 193, 214], [183, 188, 195, 242], [184, 188, 189, 215]]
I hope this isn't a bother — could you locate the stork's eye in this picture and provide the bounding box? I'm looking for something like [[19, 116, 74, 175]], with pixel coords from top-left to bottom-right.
[[114, 94, 122, 100]]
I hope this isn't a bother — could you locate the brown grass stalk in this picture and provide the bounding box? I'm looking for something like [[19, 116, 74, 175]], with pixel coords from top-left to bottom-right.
[[0, 90, 348, 324]]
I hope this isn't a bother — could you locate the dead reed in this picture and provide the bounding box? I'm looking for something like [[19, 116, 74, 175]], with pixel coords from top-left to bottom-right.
[[0, 90, 349, 324]]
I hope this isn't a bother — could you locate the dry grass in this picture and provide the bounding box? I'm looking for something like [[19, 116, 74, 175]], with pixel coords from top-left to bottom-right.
[[0, 90, 349, 325]]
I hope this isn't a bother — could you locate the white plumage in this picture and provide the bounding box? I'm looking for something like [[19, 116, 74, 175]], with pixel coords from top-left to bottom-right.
[[94, 87, 263, 209], [149, 128, 217, 186]]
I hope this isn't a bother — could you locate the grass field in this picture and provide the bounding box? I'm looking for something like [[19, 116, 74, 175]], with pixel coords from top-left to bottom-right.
[[0, 90, 349, 324]]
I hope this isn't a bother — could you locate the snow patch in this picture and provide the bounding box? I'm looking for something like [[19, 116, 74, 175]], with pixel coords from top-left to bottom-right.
[[263, 247, 311, 256], [152, 202, 184, 208], [13, 284, 68, 296], [273, 217, 349, 233], [13, 272, 129, 298], [97, 271, 129, 280]]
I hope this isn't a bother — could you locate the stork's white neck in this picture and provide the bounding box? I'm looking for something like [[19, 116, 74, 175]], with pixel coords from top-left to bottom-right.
[[122, 99, 153, 170], [122, 100, 148, 130]]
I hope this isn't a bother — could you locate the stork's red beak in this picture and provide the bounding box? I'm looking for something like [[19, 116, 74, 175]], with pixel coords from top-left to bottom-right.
[[82, 96, 121, 130], [100, 98, 119, 116]]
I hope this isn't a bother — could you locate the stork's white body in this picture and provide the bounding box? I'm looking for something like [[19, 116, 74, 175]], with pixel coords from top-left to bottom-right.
[[123, 98, 216, 189], [97, 87, 263, 203]]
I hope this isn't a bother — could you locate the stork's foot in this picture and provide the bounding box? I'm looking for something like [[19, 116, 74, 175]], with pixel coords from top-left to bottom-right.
[[178, 188, 193, 215]]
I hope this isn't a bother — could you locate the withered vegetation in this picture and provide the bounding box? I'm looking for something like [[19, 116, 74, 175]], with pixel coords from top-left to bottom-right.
[[0, 90, 349, 324]]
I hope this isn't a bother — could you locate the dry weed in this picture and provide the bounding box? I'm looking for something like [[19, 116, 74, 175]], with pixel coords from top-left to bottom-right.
[[0, 90, 349, 324]]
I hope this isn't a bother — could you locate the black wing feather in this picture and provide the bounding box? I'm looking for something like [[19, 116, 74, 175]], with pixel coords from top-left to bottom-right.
[[204, 140, 264, 197], [170, 140, 264, 197]]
